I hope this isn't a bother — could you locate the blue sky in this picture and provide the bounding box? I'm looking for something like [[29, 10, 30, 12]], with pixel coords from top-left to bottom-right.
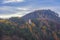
[[0, 0, 60, 18]]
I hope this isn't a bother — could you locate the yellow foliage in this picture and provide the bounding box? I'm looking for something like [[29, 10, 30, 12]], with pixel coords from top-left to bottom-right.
[[31, 22, 36, 27], [42, 26, 46, 30], [0, 20, 12, 25], [0, 20, 6, 22], [26, 22, 33, 33]]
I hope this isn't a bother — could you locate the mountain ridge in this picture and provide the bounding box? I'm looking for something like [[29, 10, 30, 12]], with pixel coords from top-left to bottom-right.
[[20, 9, 60, 22]]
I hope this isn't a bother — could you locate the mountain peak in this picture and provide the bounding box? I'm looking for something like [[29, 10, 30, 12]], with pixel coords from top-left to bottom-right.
[[21, 9, 59, 22]]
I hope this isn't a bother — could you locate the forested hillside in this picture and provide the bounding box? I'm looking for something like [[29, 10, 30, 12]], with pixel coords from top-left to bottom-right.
[[0, 10, 60, 40]]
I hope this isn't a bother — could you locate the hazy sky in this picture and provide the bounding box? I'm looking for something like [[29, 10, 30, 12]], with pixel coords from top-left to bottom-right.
[[0, 0, 60, 18]]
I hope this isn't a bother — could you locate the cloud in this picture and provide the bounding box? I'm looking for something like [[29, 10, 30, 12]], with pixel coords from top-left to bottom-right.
[[0, 6, 60, 18], [0, 6, 32, 18], [2, 0, 24, 3], [34, 6, 60, 16], [0, 6, 29, 14]]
